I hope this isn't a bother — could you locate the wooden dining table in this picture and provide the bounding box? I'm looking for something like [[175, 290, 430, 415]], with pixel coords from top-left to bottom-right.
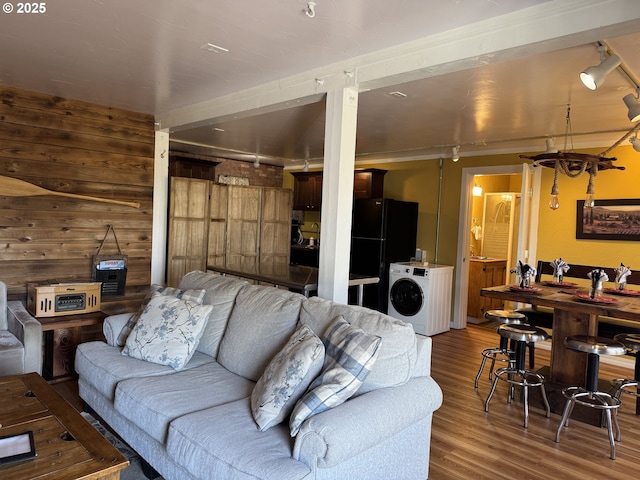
[[481, 283, 640, 387]]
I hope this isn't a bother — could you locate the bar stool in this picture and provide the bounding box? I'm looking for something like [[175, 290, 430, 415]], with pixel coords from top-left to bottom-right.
[[484, 323, 550, 428], [555, 335, 626, 460], [610, 333, 640, 414], [474, 310, 530, 389]]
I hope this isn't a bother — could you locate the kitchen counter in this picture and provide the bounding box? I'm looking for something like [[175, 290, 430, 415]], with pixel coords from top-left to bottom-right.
[[206, 264, 379, 305]]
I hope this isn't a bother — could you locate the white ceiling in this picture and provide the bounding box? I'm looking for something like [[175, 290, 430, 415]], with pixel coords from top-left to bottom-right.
[[2, 0, 640, 167]]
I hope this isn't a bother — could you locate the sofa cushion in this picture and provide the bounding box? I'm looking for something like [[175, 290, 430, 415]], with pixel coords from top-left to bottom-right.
[[217, 284, 304, 381], [178, 271, 249, 358], [299, 296, 417, 393], [114, 362, 254, 444], [116, 285, 206, 347], [75, 341, 214, 401], [251, 324, 324, 431], [122, 293, 213, 370], [289, 316, 381, 436], [167, 398, 311, 480]]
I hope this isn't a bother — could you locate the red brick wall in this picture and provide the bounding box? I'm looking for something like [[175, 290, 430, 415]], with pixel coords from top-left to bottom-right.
[[169, 151, 284, 188]]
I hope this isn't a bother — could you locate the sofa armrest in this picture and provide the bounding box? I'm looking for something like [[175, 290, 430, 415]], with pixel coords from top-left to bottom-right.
[[103, 313, 134, 346], [293, 376, 443, 468], [6, 301, 42, 374], [414, 335, 432, 377]]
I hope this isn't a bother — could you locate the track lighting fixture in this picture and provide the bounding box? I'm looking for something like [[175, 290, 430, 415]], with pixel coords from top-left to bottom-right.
[[580, 46, 620, 90], [303, 159, 309, 172], [623, 88, 640, 122], [452, 146, 460, 162], [630, 135, 640, 152]]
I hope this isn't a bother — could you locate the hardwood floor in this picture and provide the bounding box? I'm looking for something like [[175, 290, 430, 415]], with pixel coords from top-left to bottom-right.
[[52, 324, 639, 479], [429, 325, 639, 479]]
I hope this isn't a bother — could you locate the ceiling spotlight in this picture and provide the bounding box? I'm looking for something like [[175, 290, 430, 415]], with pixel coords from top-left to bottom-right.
[[253, 155, 260, 168], [630, 135, 640, 152], [623, 89, 640, 122], [452, 146, 460, 162], [303, 159, 309, 172], [579, 49, 621, 90]]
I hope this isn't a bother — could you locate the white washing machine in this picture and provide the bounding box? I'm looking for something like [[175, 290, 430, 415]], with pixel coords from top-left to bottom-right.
[[387, 262, 453, 336]]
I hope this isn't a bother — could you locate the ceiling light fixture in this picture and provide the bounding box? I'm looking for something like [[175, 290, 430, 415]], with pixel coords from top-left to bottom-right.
[[473, 184, 483, 197], [579, 45, 620, 90], [253, 155, 260, 168], [452, 146, 460, 162], [623, 88, 640, 122], [303, 160, 309, 172], [630, 135, 640, 152], [521, 105, 624, 211]]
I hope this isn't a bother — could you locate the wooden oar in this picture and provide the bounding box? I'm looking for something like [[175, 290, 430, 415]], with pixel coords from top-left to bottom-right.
[[0, 175, 140, 208]]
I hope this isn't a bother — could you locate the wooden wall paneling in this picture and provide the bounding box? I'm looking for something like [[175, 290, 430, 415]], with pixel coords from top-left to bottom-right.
[[0, 86, 154, 314], [226, 185, 261, 271], [167, 177, 210, 287], [207, 183, 228, 268], [260, 187, 292, 275]]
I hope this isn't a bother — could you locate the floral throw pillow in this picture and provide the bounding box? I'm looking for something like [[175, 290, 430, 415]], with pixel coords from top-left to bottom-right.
[[251, 325, 324, 431], [289, 316, 381, 436], [122, 292, 213, 370], [116, 285, 206, 347]]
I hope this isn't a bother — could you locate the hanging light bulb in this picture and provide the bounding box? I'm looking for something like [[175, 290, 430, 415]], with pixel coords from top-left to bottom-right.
[[549, 161, 560, 210], [584, 165, 596, 209]]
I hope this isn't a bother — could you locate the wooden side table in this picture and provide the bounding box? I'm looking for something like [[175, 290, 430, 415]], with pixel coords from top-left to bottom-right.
[[37, 311, 107, 383]]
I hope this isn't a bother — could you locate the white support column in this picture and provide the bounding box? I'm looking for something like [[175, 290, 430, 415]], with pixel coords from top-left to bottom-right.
[[151, 130, 169, 285], [318, 86, 359, 304]]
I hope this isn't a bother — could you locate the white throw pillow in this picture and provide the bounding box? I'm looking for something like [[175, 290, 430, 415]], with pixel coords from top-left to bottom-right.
[[116, 285, 206, 347], [251, 325, 324, 431], [122, 292, 212, 370], [289, 316, 381, 436]]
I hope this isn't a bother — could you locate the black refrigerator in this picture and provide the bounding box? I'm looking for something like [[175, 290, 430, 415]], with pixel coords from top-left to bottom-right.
[[350, 198, 419, 312]]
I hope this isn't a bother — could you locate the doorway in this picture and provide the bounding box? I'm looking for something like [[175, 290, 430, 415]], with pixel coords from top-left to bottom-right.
[[452, 164, 541, 330]]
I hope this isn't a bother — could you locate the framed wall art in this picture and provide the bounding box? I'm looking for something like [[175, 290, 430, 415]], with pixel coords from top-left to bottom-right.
[[576, 199, 640, 241]]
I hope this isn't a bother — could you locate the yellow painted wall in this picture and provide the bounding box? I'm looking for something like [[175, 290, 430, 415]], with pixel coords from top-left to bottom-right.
[[537, 146, 640, 267], [284, 144, 640, 274]]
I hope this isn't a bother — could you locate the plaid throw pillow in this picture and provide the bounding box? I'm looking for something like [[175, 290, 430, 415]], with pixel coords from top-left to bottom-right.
[[115, 285, 206, 347], [289, 315, 381, 436]]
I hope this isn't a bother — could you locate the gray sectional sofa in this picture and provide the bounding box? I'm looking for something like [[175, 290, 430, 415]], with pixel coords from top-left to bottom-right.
[[75, 270, 443, 480]]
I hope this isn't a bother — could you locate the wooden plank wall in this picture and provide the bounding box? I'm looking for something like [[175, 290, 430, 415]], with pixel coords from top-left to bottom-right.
[[0, 86, 155, 314]]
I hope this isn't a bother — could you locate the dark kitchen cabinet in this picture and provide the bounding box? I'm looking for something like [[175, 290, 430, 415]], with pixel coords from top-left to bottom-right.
[[292, 169, 387, 211], [292, 172, 323, 210], [353, 169, 386, 199]]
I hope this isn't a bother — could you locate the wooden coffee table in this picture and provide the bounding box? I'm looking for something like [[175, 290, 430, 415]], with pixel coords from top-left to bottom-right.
[[0, 373, 128, 479]]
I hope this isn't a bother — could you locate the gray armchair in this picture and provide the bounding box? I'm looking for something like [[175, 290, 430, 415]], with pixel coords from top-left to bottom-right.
[[0, 281, 42, 376]]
